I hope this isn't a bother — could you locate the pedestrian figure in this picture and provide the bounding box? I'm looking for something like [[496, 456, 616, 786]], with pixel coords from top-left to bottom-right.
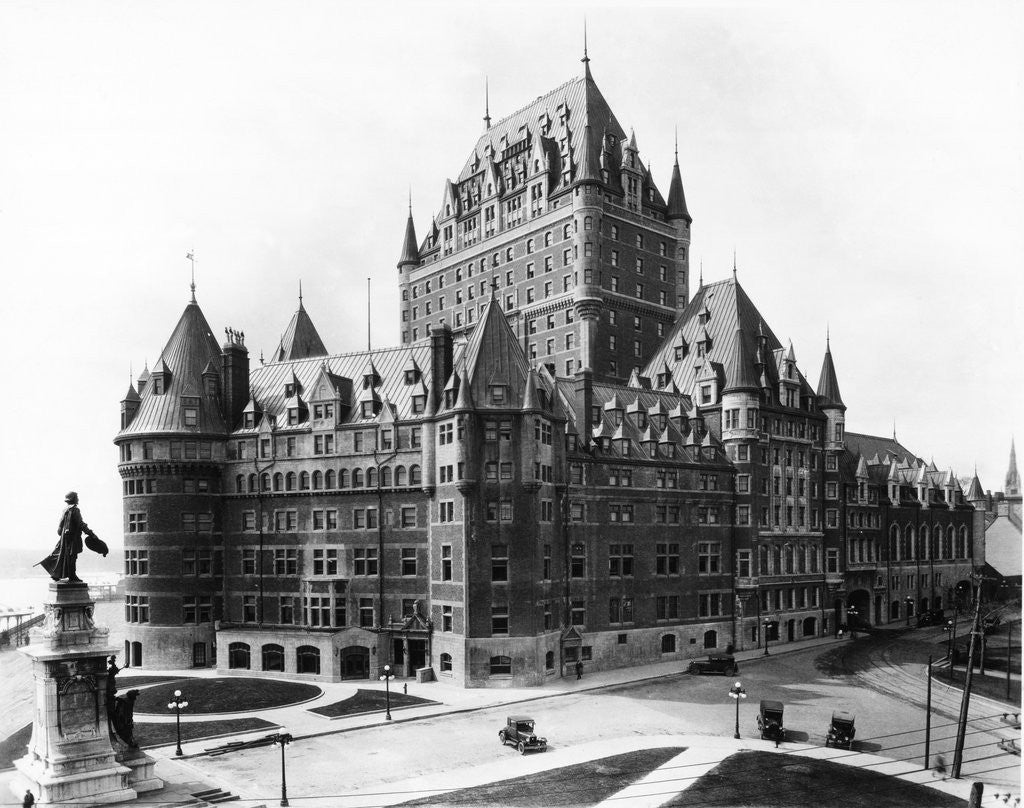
[[934, 754, 948, 780], [575, 660, 583, 680], [23, 789, 34, 808]]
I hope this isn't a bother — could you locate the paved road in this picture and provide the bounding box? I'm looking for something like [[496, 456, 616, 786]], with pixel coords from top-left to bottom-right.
[[172, 634, 1020, 806]]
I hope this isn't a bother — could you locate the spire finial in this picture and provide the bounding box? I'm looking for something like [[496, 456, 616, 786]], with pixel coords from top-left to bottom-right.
[[408, 186, 412, 214], [582, 18, 591, 76], [732, 249, 737, 280], [826, 323, 830, 349], [484, 77, 491, 129], [298, 279, 304, 308], [674, 126, 679, 163], [893, 421, 898, 442], [186, 249, 196, 302], [699, 258, 703, 288]]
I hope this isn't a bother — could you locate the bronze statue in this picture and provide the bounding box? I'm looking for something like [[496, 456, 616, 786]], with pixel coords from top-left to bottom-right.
[[106, 654, 138, 748], [37, 491, 107, 583]]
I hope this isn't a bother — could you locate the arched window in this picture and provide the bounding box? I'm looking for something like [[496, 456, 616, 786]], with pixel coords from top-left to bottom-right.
[[338, 469, 348, 488], [489, 655, 512, 675], [273, 473, 284, 492], [889, 525, 900, 560], [312, 471, 323, 490], [903, 525, 914, 560], [545, 650, 555, 670], [440, 653, 453, 673], [324, 469, 335, 489], [944, 526, 954, 558], [352, 469, 363, 487], [931, 527, 941, 559], [228, 642, 251, 670], [703, 630, 718, 649], [261, 473, 271, 492], [366, 467, 377, 488], [395, 466, 407, 486], [661, 634, 676, 653], [130, 641, 142, 667], [563, 224, 571, 239], [262, 644, 284, 672], [296, 645, 320, 675], [235, 474, 245, 493], [285, 472, 296, 491], [380, 466, 392, 487], [409, 465, 421, 485], [920, 525, 929, 559], [300, 471, 310, 490], [248, 473, 257, 493], [957, 526, 969, 558]]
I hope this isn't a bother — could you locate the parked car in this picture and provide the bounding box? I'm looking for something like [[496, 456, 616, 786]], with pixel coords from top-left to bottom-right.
[[687, 655, 739, 676], [757, 700, 785, 742], [498, 716, 547, 754], [917, 608, 945, 627], [825, 710, 855, 748]]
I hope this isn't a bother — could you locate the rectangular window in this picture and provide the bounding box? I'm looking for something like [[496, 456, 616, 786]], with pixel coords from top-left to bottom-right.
[[656, 543, 680, 575], [441, 545, 452, 580], [359, 598, 374, 628], [353, 548, 379, 576], [491, 605, 509, 636], [401, 548, 417, 576], [608, 544, 635, 577], [491, 544, 509, 582], [698, 542, 721, 574]]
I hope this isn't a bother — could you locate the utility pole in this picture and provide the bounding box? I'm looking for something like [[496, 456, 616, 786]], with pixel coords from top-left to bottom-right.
[[924, 654, 932, 769], [952, 577, 983, 779]]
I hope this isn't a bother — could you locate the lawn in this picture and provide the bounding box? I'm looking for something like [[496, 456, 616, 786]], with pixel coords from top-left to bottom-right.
[[137, 717, 278, 749], [940, 667, 1021, 707], [309, 688, 440, 718], [133, 678, 322, 714], [664, 750, 965, 807], [400, 747, 686, 806], [117, 674, 193, 688], [0, 724, 30, 770]]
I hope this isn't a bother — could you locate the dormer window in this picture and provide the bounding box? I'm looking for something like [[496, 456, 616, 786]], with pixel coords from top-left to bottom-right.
[[411, 393, 426, 414], [153, 376, 164, 395], [361, 401, 377, 418], [288, 408, 300, 426], [700, 384, 713, 405], [656, 372, 669, 388], [663, 443, 676, 459], [204, 377, 217, 396], [489, 385, 507, 405], [181, 396, 200, 427], [697, 343, 706, 358], [444, 389, 457, 409], [243, 413, 255, 429], [787, 363, 794, 379], [405, 370, 417, 384], [285, 383, 296, 398]]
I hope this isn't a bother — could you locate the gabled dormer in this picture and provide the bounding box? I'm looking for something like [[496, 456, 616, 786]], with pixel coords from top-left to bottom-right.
[[356, 383, 381, 419], [442, 369, 460, 410], [603, 393, 624, 426], [202, 360, 220, 398], [282, 391, 308, 427], [640, 424, 658, 457], [402, 356, 422, 385], [361, 359, 381, 390], [136, 363, 150, 396], [626, 397, 646, 429], [284, 370, 303, 400], [120, 383, 141, 429], [655, 361, 673, 390], [410, 378, 429, 416], [241, 396, 263, 430], [612, 423, 630, 456], [695, 359, 719, 406], [179, 380, 202, 429], [151, 359, 171, 395], [658, 430, 676, 459], [695, 327, 712, 358], [647, 400, 668, 431], [672, 334, 689, 362]]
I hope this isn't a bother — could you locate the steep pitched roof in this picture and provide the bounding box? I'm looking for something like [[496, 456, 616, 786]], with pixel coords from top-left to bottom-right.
[[666, 153, 692, 222], [846, 432, 922, 467], [274, 297, 329, 362], [455, 72, 626, 186], [643, 276, 801, 401], [722, 326, 758, 393], [461, 294, 531, 407], [816, 338, 845, 409], [398, 208, 419, 266], [118, 297, 226, 436]]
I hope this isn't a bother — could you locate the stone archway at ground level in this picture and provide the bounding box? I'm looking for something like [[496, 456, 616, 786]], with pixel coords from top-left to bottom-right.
[[340, 645, 370, 679], [847, 589, 872, 626]]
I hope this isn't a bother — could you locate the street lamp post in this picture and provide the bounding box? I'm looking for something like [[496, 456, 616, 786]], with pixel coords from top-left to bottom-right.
[[274, 732, 293, 807], [166, 689, 189, 757], [729, 681, 747, 739], [763, 618, 773, 656], [847, 607, 859, 640], [379, 663, 395, 720]]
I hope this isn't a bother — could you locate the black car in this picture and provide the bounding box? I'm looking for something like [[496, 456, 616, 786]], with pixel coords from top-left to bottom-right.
[[498, 716, 547, 754], [688, 655, 739, 676]]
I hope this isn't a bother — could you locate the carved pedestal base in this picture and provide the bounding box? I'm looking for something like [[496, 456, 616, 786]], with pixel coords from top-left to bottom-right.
[[9, 583, 138, 805], [115, 746, 162, 793]]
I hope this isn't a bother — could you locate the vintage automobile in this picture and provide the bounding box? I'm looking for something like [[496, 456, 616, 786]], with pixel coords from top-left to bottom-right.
[[757, 700, 786, 742], [498, 715, 548, 754], [917, 608, 946, 628], [826, 710, 856, 748], [687, 654, 739, 676]]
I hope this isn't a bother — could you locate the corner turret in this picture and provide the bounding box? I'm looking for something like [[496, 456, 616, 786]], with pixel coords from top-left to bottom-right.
[[816, 334, 846, 452], [667, 134, 692, 310]]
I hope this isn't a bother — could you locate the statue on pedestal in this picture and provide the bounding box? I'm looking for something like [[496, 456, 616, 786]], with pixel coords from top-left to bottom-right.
[[106, 655, 139, 749], [36, 491, 108, 583]]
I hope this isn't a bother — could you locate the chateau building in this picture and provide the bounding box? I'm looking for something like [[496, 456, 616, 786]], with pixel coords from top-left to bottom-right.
[[115, 58, 981, 686]]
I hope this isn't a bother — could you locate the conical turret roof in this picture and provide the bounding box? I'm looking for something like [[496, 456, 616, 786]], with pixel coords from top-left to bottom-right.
[[275, 295, 328, 363], [816, 338, 845, 409], [723, 327, 758, 393], [398, 208, 419, 266], [666, 154, 692, 223]]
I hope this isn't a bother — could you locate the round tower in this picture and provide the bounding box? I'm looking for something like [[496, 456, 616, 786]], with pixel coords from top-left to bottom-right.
[[398, 202, 420, 344], [571, 122, 604, 373]]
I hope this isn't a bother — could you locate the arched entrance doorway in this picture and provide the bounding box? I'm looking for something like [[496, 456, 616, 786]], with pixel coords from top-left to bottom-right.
[[340, 645, 370, 679], [847, 589, 871, 627]]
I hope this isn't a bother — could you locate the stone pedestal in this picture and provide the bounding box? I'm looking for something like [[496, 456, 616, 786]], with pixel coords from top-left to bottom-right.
[[9, 583, 146, 806]]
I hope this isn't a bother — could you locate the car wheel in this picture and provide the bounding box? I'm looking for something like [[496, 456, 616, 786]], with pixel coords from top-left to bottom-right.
[[518, 742, 526, 755], [499, 731, 506, 745]]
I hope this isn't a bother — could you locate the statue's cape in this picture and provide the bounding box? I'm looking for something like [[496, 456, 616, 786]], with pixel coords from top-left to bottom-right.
[[85, 535, 108, 556]]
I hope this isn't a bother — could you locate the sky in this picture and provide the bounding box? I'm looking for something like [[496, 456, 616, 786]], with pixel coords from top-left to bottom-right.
[[0, 0, 1021, 557]]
